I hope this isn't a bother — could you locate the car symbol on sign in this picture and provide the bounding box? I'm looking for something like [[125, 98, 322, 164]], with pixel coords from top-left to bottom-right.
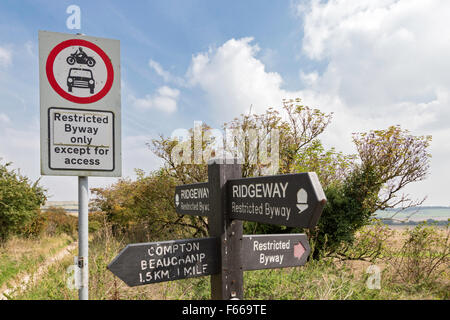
[[67, 68, 95, 94]]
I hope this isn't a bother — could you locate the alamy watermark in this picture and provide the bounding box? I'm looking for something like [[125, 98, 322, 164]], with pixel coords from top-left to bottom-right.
[[170, 121, 280, 175], [66, 257, 88, 290], [366, 265, 381, 290], [66, 5, 81, 30]]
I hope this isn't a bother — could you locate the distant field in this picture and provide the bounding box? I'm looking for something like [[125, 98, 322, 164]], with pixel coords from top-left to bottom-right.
[[41, 201, 78, 216], [43, 201, 450, 223], [375, 207, 450, 222]]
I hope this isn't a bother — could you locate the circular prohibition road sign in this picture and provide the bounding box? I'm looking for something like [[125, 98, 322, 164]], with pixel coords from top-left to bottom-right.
[[46, 38, 114, 104]]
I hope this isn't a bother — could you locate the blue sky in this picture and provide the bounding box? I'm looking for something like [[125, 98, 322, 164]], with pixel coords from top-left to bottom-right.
[[0, 1, 308, 136], [0, 1, 449, 206]]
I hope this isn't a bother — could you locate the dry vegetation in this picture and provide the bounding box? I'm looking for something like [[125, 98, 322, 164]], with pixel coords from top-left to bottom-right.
[[0, 234, 75, 298], [4, 218, 448, 300]]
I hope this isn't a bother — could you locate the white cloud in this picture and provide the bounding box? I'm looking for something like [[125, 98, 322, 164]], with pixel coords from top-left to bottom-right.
[[149, 59, 171, 82], [24, 41, 35, 58], [149, 59, 186, 86], [0, 46, 12, 67], [292, 0, 450, 205], [178, 1, 450, 205], [186, 37, 301, 118], [298, 0, 450, 124], [0, 125, 40, 190], [0, 113, 10, 124], [121, 134, 164, 174], [132, 86, 180, 113], [300, 71, 319, 87]]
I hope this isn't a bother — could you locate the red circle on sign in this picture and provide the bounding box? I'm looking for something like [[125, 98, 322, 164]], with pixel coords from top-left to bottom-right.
[[46, 39, 114, 104]]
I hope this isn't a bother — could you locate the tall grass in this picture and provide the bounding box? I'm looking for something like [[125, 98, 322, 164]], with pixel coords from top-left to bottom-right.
[[0, 234, 74, 295], [9, 221, 450, 300]]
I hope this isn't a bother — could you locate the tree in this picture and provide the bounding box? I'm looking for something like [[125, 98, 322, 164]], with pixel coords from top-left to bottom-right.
[[91, 169, 208, 241], [150, 98, 333, 179], [309, 126, 432, 258], [352, 125, 432, 210], [147, 99, 333, 236], [0, 159, 46, 242], [95, 98, 432, 258], [294, 139, 356, 189], [149, 101, 431, 244]]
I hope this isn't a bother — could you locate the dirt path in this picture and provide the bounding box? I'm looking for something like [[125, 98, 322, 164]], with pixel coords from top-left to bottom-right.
[[0, 241, 77, 300]]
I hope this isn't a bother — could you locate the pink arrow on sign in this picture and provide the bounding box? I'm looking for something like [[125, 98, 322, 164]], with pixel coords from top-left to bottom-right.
[[293, 242, 306, 260]]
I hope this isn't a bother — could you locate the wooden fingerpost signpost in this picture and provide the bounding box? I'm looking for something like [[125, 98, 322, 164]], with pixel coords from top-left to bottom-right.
[[108, 159, 326, 300], [39, 31, 121, 300], [208, 161, 244, 300]]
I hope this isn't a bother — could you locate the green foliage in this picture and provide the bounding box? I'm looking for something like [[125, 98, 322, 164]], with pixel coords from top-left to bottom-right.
[[18, 210, 47, 238], [43, 208, 78, 238], [92, 169, 206, 242], [19, 207, 78, 239], [309, 165, 381, 258], [221, 99, 333, 176], [99, 99, 432, 263], [0, 255, 23, 287], [0, 234, 73, 293], [243, 261, 368, 300], [0, 160, 46, 242], [353, 125, 432, 209], [89, 211, 107, 233], [305, 125, 431, 258], [295, 139, 356, 189], [8, 222, 448, 300], [225, 105, 431, 259]]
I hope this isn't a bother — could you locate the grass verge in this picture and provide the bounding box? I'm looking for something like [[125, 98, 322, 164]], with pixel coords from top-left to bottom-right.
[[0, 234, 74, 290], [9, 223, 450, 300]]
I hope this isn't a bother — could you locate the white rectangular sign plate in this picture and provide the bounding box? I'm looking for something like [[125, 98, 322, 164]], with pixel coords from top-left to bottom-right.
[[48, 107, 115, 171]]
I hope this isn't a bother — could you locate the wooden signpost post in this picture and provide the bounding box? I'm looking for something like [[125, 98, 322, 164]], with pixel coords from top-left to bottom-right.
[[108, 159, 326, 300]]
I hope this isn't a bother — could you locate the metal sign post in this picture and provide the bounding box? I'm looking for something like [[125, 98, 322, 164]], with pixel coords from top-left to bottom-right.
[[78, 176, 89, 299]]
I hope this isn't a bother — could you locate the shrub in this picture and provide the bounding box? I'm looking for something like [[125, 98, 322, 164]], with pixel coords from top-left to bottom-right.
[[89, 211, 107, 234], [18, 209, 47, 238], [91, 169, 203, 242], [27, 207, 78, 238], [332, 220, 393, 261], [388, 223, 449, 285], [309, 166, 380, 259], [0, 160, 46, 242]]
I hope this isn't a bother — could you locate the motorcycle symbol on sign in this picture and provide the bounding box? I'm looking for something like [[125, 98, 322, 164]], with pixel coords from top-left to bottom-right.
[[66, 47, 96, 67]]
